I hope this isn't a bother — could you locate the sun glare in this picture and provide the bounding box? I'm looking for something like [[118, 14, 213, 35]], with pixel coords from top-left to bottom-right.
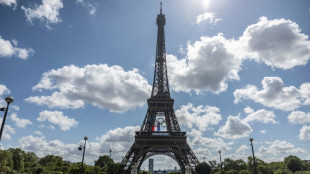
[[201, 0, 211, 9]]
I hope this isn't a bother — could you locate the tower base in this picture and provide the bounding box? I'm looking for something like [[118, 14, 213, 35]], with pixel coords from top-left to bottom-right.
[[122, 131, 199, 174]]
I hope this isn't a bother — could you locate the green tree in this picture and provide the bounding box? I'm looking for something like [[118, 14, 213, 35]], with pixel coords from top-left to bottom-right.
[[195, 162, 211, 174], [234, 159, 247, 171], [273, 169, 293, 174], [284, 155, 303, 173], [269, 161, 286, 173], [23, 152, 39, 173], [94, 155, 113, 168], [240, 170, 251, 174], [225, 169, 239, 174], [247, 156, 267, 173], [8, 148, 25, 172], [257, 165, 272, 174], [94, 155, 114, 173], [39, 154, 64, 173], [0, 150, 13, 173]]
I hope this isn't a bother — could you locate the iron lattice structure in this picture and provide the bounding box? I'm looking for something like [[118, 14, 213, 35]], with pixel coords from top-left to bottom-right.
[[121, 4, 199, 173]]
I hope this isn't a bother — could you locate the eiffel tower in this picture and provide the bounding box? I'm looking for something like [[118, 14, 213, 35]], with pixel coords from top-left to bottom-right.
[[121, 3, 199, 174]]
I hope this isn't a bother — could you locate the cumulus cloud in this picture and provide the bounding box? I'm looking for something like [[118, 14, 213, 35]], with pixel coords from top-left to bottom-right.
[[258, 140, 307, 158], [196, 12, 222, 25], [234, 77, 310, 111], [299, 126, 310, 140], [188, 129, 234, 151], [26, 64, 152, 112], [0, 117, 15, 140], [167, 17, 310, 94], [19, 126, 139, 164], [0, 0, 16, 8], [260, 130, 267, 134], [0, 84, 10, 96], [0, 36, 34, 59], [243, 107, 277, 124], [288, 111, 310, 125], [175, 103, 221, 131], [37, 110, 78, 131], [19, 135, 79, 161], [21, 0, 63, 28], [167, 34, 241, 94], [215, 115, 252, 139], [76, 0, 97, 15], [240, 17, 310, 69], [2, 125, 15, 140], [34, 131, 43, 136], [10, 113, 32, 128], [236, 145, 250, 156]]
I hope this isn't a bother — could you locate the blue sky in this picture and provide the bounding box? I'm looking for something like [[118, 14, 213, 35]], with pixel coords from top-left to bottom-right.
[[1, 0, 310, 170]]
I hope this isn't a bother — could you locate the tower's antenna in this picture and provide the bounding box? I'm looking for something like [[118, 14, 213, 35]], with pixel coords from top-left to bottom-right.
[[160, 2, 162, 14]]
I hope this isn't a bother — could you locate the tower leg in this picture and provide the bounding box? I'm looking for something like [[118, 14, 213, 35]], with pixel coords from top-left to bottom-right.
[[185, 165, 192, 174], [131, 164, 138, 174]]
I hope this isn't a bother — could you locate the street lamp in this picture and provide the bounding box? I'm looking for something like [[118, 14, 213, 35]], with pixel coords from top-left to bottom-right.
[[219, 151, 222, 173], [78, 136, 88, 174], [249, 138, 257, 174], [0, 96, 14, 142], [203, 157, 205, 163], [109, 149, 112, 158]]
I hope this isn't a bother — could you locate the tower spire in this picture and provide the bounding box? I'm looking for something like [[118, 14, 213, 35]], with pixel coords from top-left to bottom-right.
[[160, 2, 162, 14], [151, 2, 170, 98]]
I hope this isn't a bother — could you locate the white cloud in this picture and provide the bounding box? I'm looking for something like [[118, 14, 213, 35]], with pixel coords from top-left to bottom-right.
[[10, 113, 32, 128], [240, 17, 310, 69], [0, 84, 10, 96], [193, 147, 211, 161], [288, 111, 310, 125], [258, 140, 307, 158], [0, 117, 15, 140], [243, 106, 254, 114], [19, 135, 79, 161], [243, 107, 277, 124], [26, 64, 152, 112], [21, 0, 63, 28], [0, 0, 16, 8], [188, 129, 234, 151], [37, 110, 78, 131], [34, 131, 43, 136], [236, 145, 250, 156], [234, 77, 310, 111], [301, 83, 310, 105], [76, 0, 97, 15], [175, 103, 221, 131], [48, 125, 55, 130], [19, 126, 140, 164], [260, 130, 267, 134], [215, 115, 252, 139], [167, 17, 310, 94], [299, 125, 310, 140], [0, 36, 34, 59], [167, 34, 241, 94], [196, 12, 222, 25], [2, 125, 15, 140]]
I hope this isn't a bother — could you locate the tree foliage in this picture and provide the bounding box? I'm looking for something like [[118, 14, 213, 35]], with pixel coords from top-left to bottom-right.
[[195, 162, 211, 174], [284, 155, 303, 173], [1, 149, 310, 174]]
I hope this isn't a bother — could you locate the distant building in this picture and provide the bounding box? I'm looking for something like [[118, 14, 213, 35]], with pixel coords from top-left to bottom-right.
[[154, 170, 167, 174], [149, 158, 154, 173]]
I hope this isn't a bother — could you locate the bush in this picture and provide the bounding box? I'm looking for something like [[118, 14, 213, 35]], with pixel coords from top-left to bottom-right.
[[273, 169, 293, 174], [295, 171, 310, 174], [240, 170, 251, 174], [225, 170, 239, 174]]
